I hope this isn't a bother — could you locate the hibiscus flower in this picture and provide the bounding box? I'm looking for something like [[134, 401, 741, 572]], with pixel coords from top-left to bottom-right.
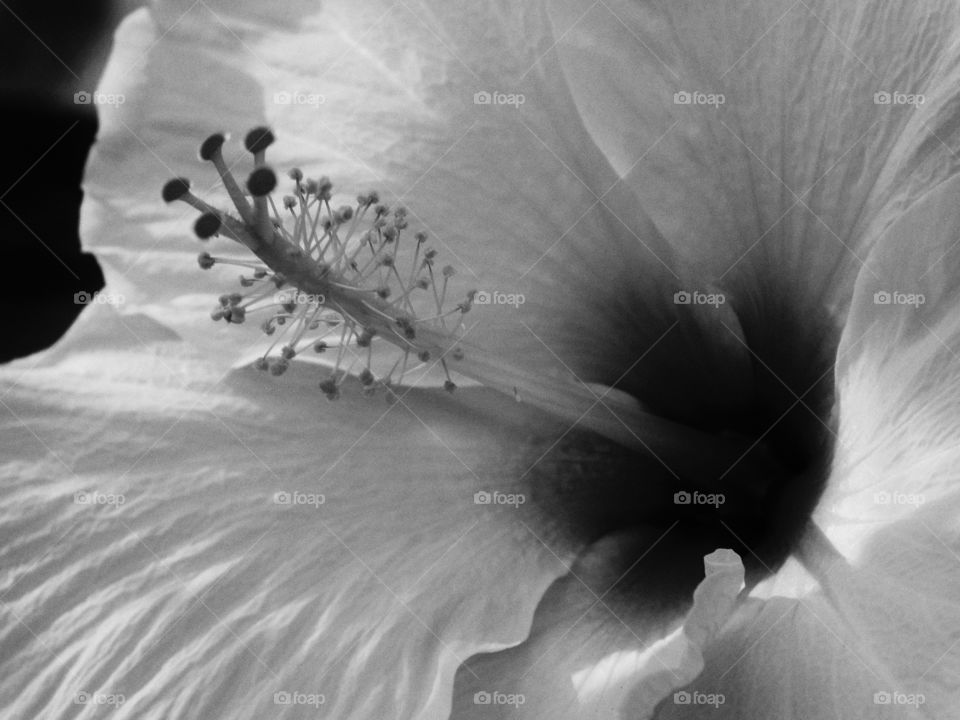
[[3, 0, 960, 718]]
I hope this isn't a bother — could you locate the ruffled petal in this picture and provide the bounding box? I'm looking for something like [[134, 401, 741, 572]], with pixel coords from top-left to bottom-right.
[[0, 315, 586, 719], [448, 528, 745, 719]]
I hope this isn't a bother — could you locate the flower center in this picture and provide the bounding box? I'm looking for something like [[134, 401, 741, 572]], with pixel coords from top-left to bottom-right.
[[523, 290, 841, 594]]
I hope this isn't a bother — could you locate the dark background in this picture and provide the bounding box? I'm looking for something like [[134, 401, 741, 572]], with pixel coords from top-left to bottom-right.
[[1, 0, 141, 362]]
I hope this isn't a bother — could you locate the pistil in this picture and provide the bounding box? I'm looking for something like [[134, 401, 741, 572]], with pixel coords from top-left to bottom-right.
[[163, 129, 780, 496]]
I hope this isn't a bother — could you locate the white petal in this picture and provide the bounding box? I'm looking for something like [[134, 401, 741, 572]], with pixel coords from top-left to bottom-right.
[[0, 317, 585, 719], [824, 173, 960, 549], [549, 0, 960, 313]]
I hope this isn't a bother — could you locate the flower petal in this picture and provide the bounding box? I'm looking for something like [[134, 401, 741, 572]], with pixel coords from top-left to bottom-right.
[[658, 174, 960, 719], [824, 173, 960, 542], [549, 0, 960, 312], [448, 527, 745, 719], [0, 316, 585, 719]]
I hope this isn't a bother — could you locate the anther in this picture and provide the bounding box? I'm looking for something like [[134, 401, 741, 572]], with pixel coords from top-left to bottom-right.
[[396, 317, 416, 339], [356, 328, 376, 347], [319, 377, 340, 400], [317, 176, 333, 200], [226, 306, 246, 323]]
